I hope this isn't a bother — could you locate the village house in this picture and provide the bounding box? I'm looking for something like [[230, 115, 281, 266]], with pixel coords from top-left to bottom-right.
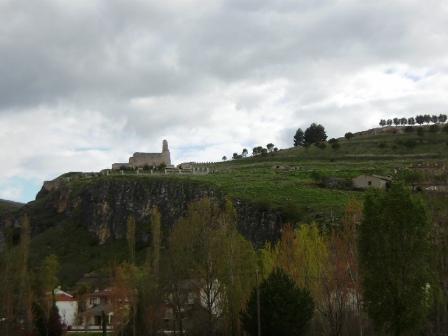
[[352, 175, 392, 190], [76, 288, 115, 331], [53, 288, 78, 329]]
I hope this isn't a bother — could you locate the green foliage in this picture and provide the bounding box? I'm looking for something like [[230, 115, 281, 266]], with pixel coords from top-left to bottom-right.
[[294, 128, 305, 147], [344, 132, 354, 140], [38, 255, 60, 295], [304, 123, 327, 145], [359, 184, 435, 335], [395, 169, 423, 184], [329, 138, 340, 150], [276, 224, 329, 301], [241, 268, 314, 336]]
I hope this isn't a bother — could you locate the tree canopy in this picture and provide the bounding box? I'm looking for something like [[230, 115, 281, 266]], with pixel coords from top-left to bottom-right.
[[304, 123, 327, 146], [241, 268, 314, 336], [293, 128, 305, 147]]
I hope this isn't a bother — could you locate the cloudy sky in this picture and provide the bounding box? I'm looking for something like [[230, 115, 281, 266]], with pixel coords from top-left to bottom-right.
[[1, 0, 447, 202]]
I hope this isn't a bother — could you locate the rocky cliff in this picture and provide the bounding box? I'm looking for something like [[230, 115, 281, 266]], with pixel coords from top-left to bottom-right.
[[1, 175, 285, 249]]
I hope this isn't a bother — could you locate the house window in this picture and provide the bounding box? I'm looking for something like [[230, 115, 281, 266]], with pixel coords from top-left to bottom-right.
[[94, 316, 102, 326], [368, 181, 372, 186]]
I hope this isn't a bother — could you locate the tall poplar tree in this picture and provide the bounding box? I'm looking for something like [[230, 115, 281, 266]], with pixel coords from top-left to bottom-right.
[[359, 184, 435, 336]]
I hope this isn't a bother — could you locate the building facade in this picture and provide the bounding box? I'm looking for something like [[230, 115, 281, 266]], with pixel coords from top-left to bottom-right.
[[352, 175, 392, 190], [53, 288, 78, 329], [112, 140, 171, 170]]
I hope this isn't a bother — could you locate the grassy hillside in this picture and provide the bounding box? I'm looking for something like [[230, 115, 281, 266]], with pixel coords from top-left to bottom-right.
[[181, 127, 448, 222]]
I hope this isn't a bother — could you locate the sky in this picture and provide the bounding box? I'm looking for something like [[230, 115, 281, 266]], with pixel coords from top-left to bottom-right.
[[1, 0, 448, 203]]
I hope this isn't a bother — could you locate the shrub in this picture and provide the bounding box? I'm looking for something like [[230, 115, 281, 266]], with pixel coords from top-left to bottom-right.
[[310, 170, 327, 182], [345, 132, 354, 140], [328, 138, 340, 150], [404, 126, 415, 133], [331, 142, 341, 150], [315, 142, 327, 150], [417, 128, 425, 137]]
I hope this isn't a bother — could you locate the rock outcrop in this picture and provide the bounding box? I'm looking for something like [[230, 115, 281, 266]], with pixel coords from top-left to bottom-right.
[[1, 176, 285, 248]]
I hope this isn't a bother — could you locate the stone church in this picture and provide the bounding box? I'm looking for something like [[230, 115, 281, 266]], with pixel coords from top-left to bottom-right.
[[112, 140, 172, 170]]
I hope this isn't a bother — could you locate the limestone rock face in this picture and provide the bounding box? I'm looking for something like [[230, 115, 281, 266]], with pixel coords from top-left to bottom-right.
[[1, 177, 285, 248]]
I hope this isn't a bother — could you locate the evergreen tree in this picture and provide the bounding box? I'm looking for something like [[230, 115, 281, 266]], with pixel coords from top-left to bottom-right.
[[359, 184, 435, 336], [293, 128, 305, 147], [431, 115, 438, 123], [241, 268, 314, 336]]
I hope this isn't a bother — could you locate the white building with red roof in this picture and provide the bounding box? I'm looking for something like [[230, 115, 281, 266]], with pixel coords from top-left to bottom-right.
[[53, 288, 78, 329]]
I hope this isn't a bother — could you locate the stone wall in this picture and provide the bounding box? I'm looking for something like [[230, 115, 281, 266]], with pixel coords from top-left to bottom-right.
[[129, 151, 171, 168]]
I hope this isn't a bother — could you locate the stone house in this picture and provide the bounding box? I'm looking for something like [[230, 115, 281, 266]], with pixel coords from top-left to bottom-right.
[[352, 175, 392, 190]]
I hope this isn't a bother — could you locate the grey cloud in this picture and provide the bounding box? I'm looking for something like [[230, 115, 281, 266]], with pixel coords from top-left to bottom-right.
[[2, 0, 447, 113]]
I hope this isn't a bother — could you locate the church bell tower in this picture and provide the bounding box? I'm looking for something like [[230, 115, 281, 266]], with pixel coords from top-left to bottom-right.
[[162, 139, 171, 165]]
